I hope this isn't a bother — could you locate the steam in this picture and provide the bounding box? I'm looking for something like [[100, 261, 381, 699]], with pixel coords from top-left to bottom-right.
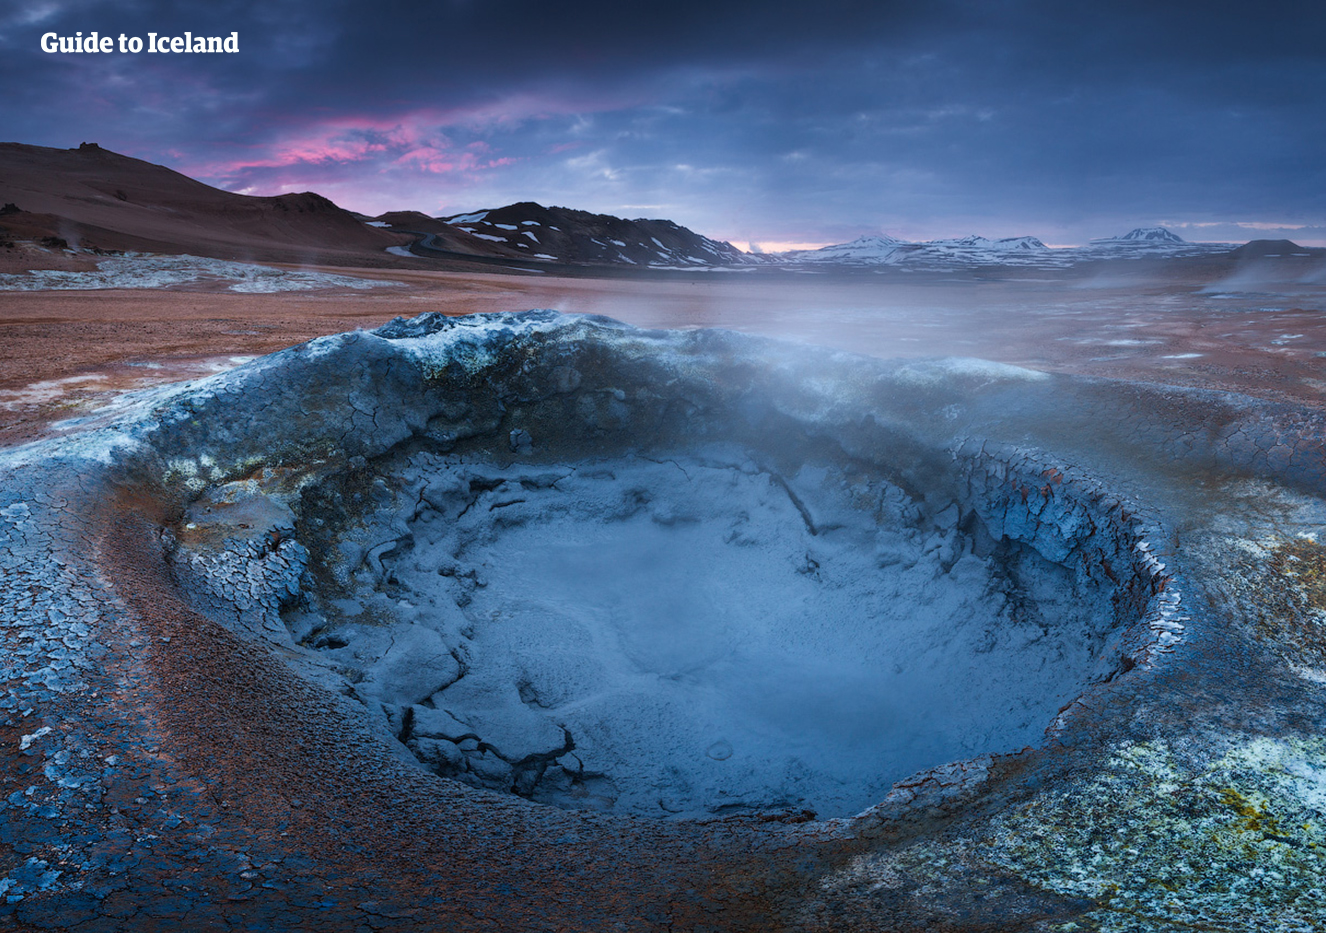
[[1201, 255, 1326, 295]]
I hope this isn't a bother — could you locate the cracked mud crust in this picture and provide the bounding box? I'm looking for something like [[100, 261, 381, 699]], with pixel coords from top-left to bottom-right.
[[4, 310, 1326, 931], [280, 452, 1130, 819]]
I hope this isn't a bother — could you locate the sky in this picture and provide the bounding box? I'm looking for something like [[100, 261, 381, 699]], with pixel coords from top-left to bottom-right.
[[3, 0, 1326, 249]]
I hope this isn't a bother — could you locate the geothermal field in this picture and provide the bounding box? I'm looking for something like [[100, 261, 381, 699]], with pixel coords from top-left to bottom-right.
[[3, 235, 1326, 932], [8, 0, 1326, 926]]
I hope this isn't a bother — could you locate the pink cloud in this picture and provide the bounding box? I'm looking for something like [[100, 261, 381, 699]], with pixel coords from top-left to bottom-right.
[[204, 117, 440, 173], [177, 116, 535, 205], [160, 85, 659, 213], [391, 145, 518, 175], [176, 82, 651, 184]]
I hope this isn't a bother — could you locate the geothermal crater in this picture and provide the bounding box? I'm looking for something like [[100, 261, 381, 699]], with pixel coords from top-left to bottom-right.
[[161, 312, 1163, 820]]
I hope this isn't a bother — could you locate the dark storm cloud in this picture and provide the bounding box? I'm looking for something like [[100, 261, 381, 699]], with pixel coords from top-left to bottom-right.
[[4, 0, 1326, 245]]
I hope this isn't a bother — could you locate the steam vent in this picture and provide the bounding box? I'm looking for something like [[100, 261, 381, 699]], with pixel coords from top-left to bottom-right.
[[6, 311, 1326, 930]]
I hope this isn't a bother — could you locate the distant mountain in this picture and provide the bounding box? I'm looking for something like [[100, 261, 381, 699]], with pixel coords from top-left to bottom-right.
[[994, 236, 1048, 250], [779, 235, 905, 264], [925, 235, 1048, 250], [1230, 239, 1316, 259], [1120, 227, 1186, 243], [1074, 225, 1230, 261], [766, 225, 1244, 270], [774, 233, 1052, 268], [415, 202, 752, 267], [1090, 226, 1187, 245], [912, 235, 1048, 256]]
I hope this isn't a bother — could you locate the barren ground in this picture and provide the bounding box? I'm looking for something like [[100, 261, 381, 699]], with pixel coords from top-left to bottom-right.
[[4, 260, 1326, 447]]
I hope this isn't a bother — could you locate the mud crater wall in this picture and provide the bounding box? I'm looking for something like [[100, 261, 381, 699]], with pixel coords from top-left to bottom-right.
[[132, 312, 1172, 818]]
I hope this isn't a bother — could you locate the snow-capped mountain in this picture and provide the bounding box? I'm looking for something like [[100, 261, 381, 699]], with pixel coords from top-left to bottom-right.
[[910, 235, 1049, 260], [779, 235, 905, 264], [1078, 226, 1226, 260], [1117, 227, 1187, 243], [772, 226, 1233, 270], [1088, 227, 1190, 247], [432, 202, 752, 267], [775, 233, 1054, 268], [924, 235, 1048, 250]]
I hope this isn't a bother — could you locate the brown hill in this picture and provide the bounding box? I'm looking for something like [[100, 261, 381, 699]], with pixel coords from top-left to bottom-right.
[[0, 142, 410, 266]]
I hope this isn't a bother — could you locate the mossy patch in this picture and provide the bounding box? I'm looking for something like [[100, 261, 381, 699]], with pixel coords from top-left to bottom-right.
[[1270, 537, 1326, 615], [1218, 787, 1281, 835], [970, 737, 1326, 931], [1222, 535, 1326, 670]]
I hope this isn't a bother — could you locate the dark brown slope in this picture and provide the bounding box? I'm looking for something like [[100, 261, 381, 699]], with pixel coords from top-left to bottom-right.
[[369, 209, 530, 258], [426, 201, 754, 267], [0, 141, 412, 266]]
